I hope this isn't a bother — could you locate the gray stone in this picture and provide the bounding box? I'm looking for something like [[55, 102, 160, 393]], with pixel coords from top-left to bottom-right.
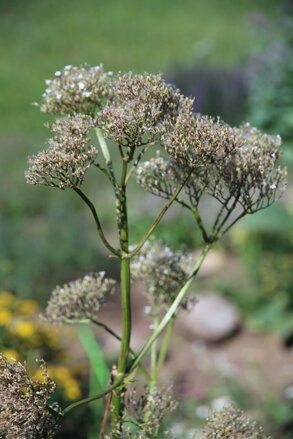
[[181, 291, 241, 342]]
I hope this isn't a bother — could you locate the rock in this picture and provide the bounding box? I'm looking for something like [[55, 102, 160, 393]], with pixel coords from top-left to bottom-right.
[[181, 292, 241, 342]]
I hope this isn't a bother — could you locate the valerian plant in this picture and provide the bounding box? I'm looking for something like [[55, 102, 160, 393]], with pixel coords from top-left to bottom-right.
[[1, 64, 286, 438]]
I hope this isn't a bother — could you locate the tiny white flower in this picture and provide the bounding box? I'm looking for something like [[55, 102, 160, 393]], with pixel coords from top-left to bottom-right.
[[78, 81, 85, 90], [55, 71, 61, 77]]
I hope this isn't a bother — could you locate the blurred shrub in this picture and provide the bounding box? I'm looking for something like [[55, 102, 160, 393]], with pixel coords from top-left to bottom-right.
[[246, 11, 293, 162], [225, 209, 293, 338], [0, 184, 117, 302]]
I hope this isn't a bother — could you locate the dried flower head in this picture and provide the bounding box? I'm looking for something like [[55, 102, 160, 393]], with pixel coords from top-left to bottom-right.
[[97, 72, 193, 147], [220, 123, 287, 213], [136, 151, 185, 200], [25, 114, 97, 189], [204, 404, 272, 439], [131, 241, 192, 309], [43, 272, 116, 324], [137, 122, 287, 237], [0, 354, 61, 439], [39, 64, 113, 115], [123, 385, 177, 438], [163, 113, 240, 168]]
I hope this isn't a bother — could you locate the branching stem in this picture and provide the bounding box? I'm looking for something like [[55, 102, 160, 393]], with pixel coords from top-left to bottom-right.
[[90, 320, 150, 381], [73, 187, 120, 257], [127, 169, 193, 258], [156, 315, 175, 375]]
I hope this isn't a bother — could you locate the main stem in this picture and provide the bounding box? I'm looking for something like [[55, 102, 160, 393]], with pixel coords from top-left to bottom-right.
[[111, 160, 131, 432]]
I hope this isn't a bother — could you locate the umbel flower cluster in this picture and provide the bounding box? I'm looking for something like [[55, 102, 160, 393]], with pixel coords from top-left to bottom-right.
[[137, 124, 286, 239], [97, 73, 193, 147], [0, 354, 60, 439], [131, 241, 193, 310], [25, 114, 97, 189], [39, 64, 113, 115], [204, 404, 272, 439], [44, 272, 116, 324]]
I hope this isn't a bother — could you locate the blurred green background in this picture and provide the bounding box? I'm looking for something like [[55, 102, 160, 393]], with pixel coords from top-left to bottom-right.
[[1, 0, 289, 300], [1, 1, 293, 437]]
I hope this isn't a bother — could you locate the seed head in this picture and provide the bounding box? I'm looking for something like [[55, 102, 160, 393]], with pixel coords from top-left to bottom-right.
[[163, 113, 240, 168], [123, 385, 177, 438], [136, 151, 185, 200], [39, 64, 113, 115], [25, 114, 97, 189], [43, 272, 116, 324], [220, 123, 287, 213], [131, 241, 192, 309], [97, 72, 193, 147], [0, 354, 61, 439], [204, 404, 272, 438], [137, 123, 287, 234]]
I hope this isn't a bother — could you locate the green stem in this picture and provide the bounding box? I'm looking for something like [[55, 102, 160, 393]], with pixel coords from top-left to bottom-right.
[[150, 305, 159, 389], [96, 128, 111, 165], [128, 169, 193, 258], [63, 378, 123, 415], [191, 207, 210, 243], [125, 143, 152, 184], [128, 243, 212, 372], [73, 187, 120, 257], [156, 315, 175, 375], [91, 318, 150, 382], [111, 160, 132, 431]]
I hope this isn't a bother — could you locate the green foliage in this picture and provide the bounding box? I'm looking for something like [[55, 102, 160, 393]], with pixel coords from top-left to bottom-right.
[[246, 15, 293, 161]]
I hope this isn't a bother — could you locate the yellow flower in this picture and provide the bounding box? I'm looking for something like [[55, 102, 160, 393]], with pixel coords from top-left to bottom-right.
[[0, 309, 13, 326], [63, 378, 81, 400], [50, 365, 71, 381], [2, 349, 20, 361], [17, 299, 39, 316], [13, 321, 37, 338], [43, 328, 59, 349], [0, 291, 14, 307]]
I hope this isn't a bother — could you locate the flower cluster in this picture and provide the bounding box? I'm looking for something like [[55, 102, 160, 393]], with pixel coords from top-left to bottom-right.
[[26, 114, 97, 189], [43, 272, 116, 324], [97, 72, 192, 147], [39, 64, 113, 115], [163, 113, 240, 168], [136, 151, 184, 200], [131, 241, 192, 309], [220, 123, 287, 213], [136, 123, 287, 237], [204, 404, 271, 439], [116, 386, 177, 439], [0, 355, 61, 439]]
